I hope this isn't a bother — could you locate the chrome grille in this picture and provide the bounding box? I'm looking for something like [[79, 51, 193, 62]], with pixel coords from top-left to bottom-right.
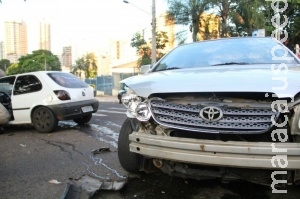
[[149, 99, 278, 134]]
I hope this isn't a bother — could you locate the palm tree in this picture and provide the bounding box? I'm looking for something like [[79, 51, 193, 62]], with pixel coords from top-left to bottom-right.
[[232, 0, 266, 36], [72, 57, 86, 79], [85, 53, 98, 78], [167, 0, 210, 42], [209, 0, 238, 37], [72, 53, 98, 79]]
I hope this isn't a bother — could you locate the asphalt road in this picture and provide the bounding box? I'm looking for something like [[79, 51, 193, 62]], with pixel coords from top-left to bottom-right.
[[0, 96, 300, 199]]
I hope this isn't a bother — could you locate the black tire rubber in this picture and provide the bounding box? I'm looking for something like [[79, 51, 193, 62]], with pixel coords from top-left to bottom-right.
[[73, 114, 92, 125], [32, 107, 58, 133], [118, 117, 140, 173]]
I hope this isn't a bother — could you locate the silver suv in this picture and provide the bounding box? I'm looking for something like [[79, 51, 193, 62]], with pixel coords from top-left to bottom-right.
[[118, 37, 300, 187]]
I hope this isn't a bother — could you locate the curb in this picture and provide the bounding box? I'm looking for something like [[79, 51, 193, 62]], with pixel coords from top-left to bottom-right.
[[96, 95, 118, 102]]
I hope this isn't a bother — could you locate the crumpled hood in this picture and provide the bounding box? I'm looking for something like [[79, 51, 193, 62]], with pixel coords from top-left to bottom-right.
[[121, 65, 300, 98]]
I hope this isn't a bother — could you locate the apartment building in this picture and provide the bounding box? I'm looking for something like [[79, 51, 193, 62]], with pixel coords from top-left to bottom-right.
[[39, 20, 51, 51], [4, 21, 28, 63]]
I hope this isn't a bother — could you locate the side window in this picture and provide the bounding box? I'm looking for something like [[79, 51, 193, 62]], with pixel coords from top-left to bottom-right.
[[13, 75, 42, 95], [0, 76, 16, 96]]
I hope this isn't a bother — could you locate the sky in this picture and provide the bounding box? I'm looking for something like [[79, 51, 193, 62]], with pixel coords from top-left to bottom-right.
[[0, 0, 169, 59]]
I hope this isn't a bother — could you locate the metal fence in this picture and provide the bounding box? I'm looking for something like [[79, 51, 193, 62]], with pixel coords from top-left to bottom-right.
[[85, 73, 138, 95], [85, 76, 113, 95]]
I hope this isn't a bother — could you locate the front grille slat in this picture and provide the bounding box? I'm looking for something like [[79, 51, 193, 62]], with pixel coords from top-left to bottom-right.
[[150, 99, 278, 134], [152, 108, 273, 123]]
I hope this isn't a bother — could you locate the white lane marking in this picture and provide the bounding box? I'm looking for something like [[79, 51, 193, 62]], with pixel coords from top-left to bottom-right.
[[93, 113, 107, 117], [104, 121, 121, 128], [90, 124, 119, 148], [98, 110, 126, 114]]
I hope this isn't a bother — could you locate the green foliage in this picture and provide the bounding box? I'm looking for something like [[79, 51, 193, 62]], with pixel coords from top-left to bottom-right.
[[72, 53, 98, 78], [131, 30, 169, 67], [6, 63, 19, 75], [130, 33, 147, 54], [230, 0, 266, 36], [167, 0, 300, 46], [6, 50, 61, 75], [282, 0, 300, 51], [0, 59, 10, 71], [156, 31, 169, 50]]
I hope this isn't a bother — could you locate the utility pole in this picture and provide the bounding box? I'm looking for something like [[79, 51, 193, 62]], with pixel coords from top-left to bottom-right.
[[151, 0, 156, 65], [123, 0, 156, 65]]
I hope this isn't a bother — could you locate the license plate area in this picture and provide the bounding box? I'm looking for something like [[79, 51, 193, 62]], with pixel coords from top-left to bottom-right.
[[81, 106, 93, 113]]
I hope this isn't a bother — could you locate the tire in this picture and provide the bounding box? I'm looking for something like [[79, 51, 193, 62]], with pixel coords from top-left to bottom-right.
[[73, 114, 92, 125], [118, 118, 140, 173], [32, 107, 58, 133], [118, 93, 123, 104]]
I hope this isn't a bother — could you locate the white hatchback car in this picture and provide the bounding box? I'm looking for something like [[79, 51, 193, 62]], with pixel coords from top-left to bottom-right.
[[0, 71, 99, 133]]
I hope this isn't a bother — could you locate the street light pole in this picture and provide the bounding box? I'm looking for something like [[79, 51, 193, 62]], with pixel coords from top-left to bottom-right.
[[123, 0, 156, 65]]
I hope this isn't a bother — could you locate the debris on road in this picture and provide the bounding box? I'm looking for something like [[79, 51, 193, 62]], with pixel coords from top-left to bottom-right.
[[61, 174, 127, 198], [49, 179, 62, 184], [91, 147, 114, 155]]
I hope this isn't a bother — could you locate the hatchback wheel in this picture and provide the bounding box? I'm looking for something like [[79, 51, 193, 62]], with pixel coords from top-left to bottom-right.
[[73, 114, 92, 125], [32, 107, 58, 133]]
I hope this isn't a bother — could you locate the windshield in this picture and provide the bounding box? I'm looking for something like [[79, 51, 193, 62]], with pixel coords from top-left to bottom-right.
[[153, 37, 299, 72]]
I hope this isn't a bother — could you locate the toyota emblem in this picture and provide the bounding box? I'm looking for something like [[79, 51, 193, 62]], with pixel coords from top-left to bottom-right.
[[199, 106, 223, 122]]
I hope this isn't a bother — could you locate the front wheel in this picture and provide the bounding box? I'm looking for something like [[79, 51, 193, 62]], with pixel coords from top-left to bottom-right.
[[32, 107, 58, 133], [118, 118, 140, 173], [73, 114, 92, 125]]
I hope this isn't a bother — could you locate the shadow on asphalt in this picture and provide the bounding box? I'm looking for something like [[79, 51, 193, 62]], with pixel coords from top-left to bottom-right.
[[90, 171, 286, 199]]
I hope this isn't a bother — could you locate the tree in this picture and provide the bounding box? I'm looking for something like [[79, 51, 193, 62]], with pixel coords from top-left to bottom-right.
[[6, 63, 19, 75], [231, 0, 266, 36], [130, 31, 169, 67], [6, 50, 61, 75], [280, 0, 300, 51], [167, 0, 210, 42], [72, 53, 98, 78], [0, 59, 10, 72], [131, 32, 147, 54], [209, 0, 238, 37], [156, 31, 169, 59]]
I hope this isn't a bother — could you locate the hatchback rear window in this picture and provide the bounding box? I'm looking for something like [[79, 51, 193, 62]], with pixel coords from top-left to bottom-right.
[[48, 72, 88, 88]]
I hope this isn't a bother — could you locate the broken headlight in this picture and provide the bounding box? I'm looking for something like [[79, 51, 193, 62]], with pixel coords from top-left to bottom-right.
[[135, 102, 151, 121], [121, 87, 151, 121]]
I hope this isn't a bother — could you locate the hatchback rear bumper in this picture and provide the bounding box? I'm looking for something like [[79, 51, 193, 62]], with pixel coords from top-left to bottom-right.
[[48, 99, 99, 120]]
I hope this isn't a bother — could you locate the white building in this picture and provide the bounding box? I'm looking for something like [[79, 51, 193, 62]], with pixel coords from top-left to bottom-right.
[[4, 21, 28, 63], [39, 20, 51, 51]]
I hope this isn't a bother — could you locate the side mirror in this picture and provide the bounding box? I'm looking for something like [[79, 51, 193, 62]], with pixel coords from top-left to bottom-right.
[[139, 64, 151, 74]]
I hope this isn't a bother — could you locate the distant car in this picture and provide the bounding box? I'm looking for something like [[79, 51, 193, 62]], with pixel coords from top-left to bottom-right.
[[118, 37, 300, 186], [0, 71, 99, 133], [118, 89, 126, 104], [117, 83, 127, 103]]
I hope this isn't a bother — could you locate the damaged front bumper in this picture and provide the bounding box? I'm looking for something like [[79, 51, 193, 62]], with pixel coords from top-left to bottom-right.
[[129, 132, 300, 169]]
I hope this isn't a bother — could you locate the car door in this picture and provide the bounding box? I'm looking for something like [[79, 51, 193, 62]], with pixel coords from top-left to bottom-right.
[[10, 74, 43, 124]]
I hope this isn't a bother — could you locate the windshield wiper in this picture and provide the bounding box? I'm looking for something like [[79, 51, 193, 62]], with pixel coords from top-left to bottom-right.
[[211, 62, 250, 66], [156, 67, 181, 72]]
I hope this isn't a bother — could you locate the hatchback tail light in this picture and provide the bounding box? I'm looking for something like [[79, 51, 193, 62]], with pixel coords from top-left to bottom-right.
[[54, 90, 71, 100]]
